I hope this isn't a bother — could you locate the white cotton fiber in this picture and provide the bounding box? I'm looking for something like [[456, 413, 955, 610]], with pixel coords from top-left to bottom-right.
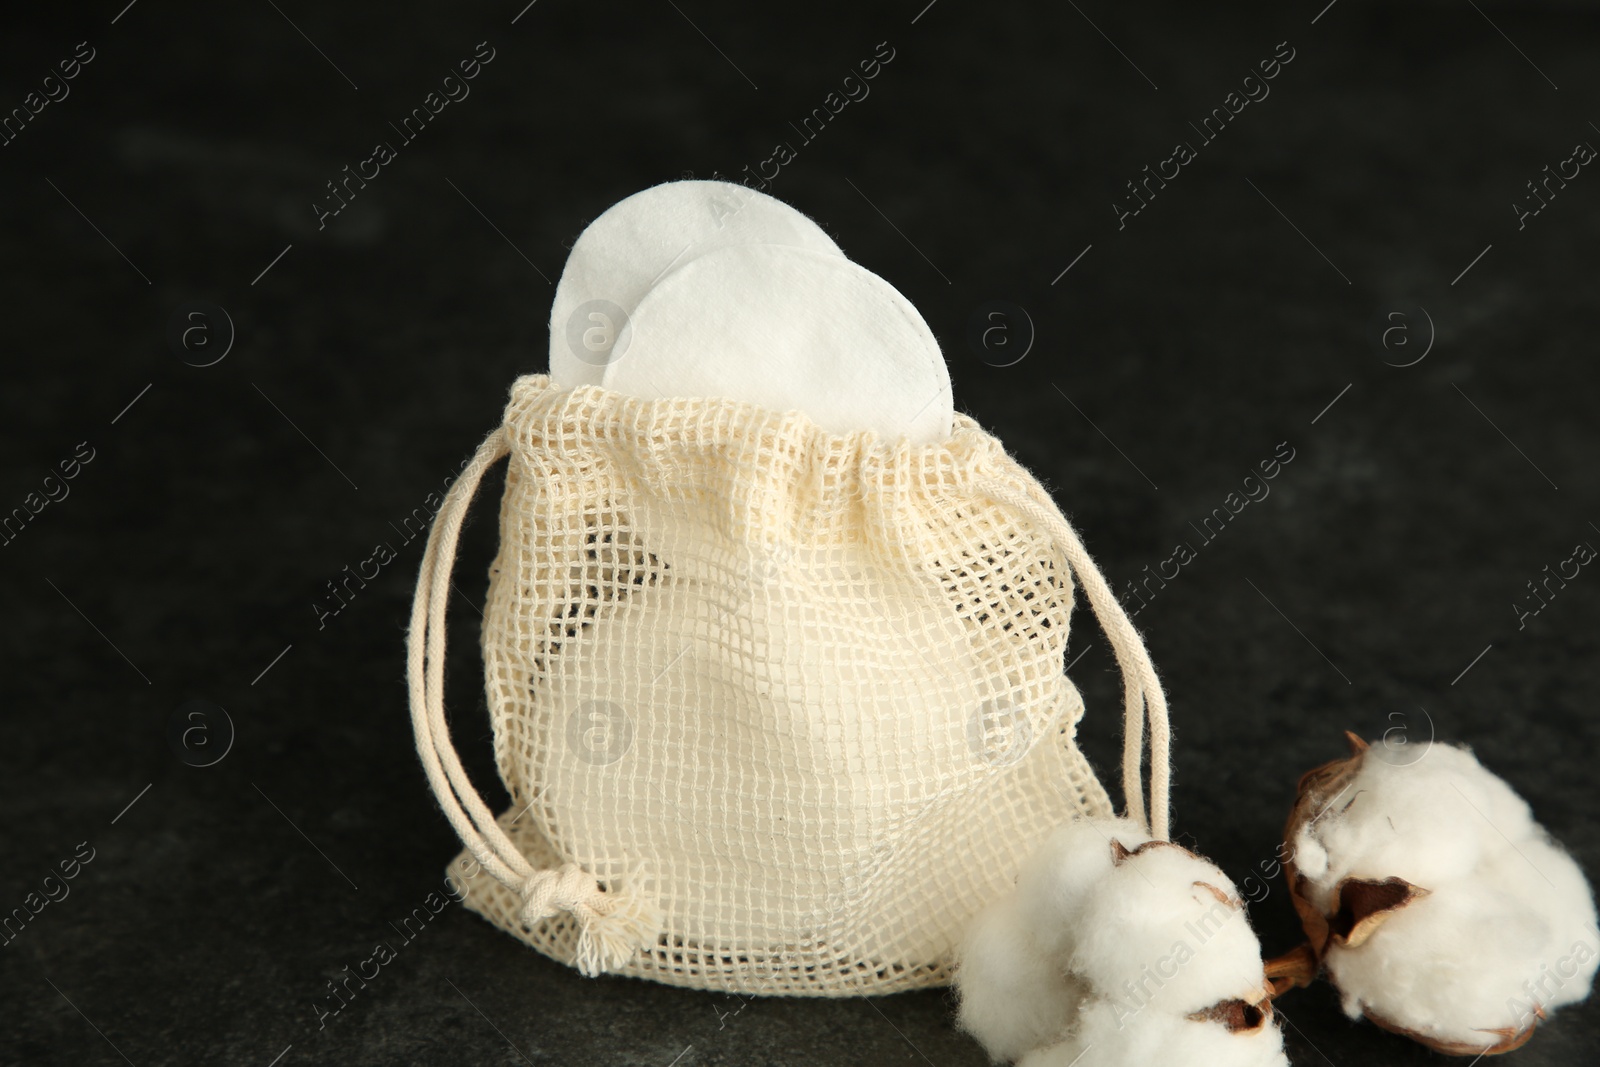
[[1013, 819, 1152, 960], [1293, 741, 1599, 1051], [1328, 876, 1553, 1038], [957, 817, 1285, 1066], [1070, 843, 1267, 1017], [956, 898, 1090, 1063], [1293, 744, 1537, 914], [1018, 999, 1288, 1067]]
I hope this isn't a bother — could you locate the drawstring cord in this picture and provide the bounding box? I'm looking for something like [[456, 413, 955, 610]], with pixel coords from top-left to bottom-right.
[[975, 476, 1172, 841], [407, 426, 661, 976]]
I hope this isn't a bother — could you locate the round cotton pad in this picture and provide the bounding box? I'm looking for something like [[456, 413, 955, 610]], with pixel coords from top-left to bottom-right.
[[548, 180, 845, 387], [600, 243, 954, 444]]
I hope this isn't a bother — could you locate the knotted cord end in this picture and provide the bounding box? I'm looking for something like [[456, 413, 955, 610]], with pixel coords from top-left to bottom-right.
[[518, 863, 663, 977]]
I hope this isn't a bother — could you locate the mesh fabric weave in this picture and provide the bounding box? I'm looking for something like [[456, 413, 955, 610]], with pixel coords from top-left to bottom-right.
[[447, 375, 1114, 994]]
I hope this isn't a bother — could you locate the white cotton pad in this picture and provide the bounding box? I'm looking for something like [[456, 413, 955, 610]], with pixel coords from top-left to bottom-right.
[[548, 180, 845, 387], [600, 243, 954, 444]]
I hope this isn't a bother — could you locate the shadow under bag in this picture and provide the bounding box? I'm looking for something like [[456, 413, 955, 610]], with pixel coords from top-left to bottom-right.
[[409, 374, 1170, 995]]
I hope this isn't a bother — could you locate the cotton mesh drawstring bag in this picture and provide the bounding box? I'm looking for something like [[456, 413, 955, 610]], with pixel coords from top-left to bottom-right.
[[408, 373, 1171, 995]]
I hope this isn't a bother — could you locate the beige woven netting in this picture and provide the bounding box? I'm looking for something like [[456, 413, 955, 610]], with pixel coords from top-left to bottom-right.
[[408, 374, 1170, 996]]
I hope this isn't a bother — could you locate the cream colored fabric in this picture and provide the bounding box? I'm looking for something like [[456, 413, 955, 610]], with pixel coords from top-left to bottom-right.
[[408, 374, 1170, 995]]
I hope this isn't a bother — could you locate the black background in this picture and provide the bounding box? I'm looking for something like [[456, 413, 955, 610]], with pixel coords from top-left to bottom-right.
[[3, 1, 1598, 1064]]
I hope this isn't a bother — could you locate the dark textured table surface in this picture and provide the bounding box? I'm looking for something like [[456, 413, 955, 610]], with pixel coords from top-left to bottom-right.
[[3, 1, 1598, 1064]]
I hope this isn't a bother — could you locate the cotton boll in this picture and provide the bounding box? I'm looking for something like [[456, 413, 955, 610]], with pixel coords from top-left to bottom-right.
[[956, 896, 1090, 1062], [1327, 876, 1555, 1043], [957, 817, 1145, 1060], [1384, 743, 1537, 839], [1301, 758, 1468, 894], [1285, 735, 1600, 1055], [1290, 832, 1327, 880], [1308, 801, 1481, 894], [1327, 833, 1600, 1049], [1494, 835, 1600, 1005], [1017, 998, 1288, 1067], [1069, 844, 1269, 1016], [1304, 744, 1536, 893], [1012, 818, 1152, 959], [959, 818, 1285, 1063], [1291, 742, 1533, 920]]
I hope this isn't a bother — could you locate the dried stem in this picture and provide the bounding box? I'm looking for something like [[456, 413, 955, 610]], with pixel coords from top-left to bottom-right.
[[1262, 942, 1319, 999]]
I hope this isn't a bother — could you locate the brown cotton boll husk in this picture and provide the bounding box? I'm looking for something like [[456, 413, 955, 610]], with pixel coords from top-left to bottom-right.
[[1281, 731, 1368, 958]]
